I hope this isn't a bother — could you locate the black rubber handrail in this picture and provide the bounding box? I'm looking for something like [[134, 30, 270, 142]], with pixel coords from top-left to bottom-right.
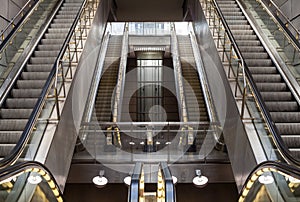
[[0, 0, 40, 49], [0, 161, 63, 200], [0, 0, 89, 168], [129, 162, 143, 202], [238, 160, 300, 200], [160, 162, 176, 202], [211, 0, 300, 166]]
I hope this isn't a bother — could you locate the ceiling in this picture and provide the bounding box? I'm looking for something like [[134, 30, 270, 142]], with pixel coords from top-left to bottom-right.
[[114, 0, 185, 21]]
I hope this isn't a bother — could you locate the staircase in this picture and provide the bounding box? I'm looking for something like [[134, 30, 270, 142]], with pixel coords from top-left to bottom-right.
[[0, 0, 83, 159], [177, 35, 209, 151], [216, 0, 300, 159]]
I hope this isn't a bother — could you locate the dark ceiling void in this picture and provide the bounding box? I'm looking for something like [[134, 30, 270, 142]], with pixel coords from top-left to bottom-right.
[[114, 0, 184, 21]]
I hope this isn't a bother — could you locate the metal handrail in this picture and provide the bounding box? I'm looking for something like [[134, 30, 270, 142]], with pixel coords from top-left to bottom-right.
[[0, 161, 63, 201], [0, 0, 39, 43], [0, 0, 91, 168], [112, 22, 129, 122], [170, 23, 189, 123], [210, 0, 300, 166], [238, 161, 300, 201]]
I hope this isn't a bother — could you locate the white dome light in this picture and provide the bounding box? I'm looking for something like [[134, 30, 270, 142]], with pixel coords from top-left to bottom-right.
[[92, 176, 108, 186], [193, 175, 208, 187], [124, 176, 131, 186], [28, 175, 42, 184], [258, 175, 274, 184]]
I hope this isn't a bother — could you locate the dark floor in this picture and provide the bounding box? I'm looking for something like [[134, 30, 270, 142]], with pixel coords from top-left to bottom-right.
[[63, 182, 238, 202]]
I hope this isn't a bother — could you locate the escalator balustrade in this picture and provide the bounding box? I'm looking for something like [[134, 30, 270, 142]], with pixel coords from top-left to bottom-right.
[[216, 0, 300, 159], [85, 35, 122, 152], [0, 0, 83, 159], [177, 35, 209, 152]]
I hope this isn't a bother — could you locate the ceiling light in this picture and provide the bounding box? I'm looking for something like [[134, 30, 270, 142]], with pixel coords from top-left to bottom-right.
[[28, 175, 42, 184], [258, 175, 274, 184], [124, 176, 131, 186], [129, 141, 135, 145], [172, 176, 178, 185], [140, 142, 145, 145], [165, 142, 171, 145], [193, 169, 208, 187], [288, 176, 300, 184], [92, 170, 108, 187]]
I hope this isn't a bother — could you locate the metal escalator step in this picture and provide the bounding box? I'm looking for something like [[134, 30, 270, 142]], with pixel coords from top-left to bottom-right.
[[281, 135, 300, 148], [21, 72, 49, 80], [50, 23, 72, 29], [222, 16, 246, 20], [248, 66, 277, 74], [236, 40, 261, 46], [30, 57, 57, 64], [229, 25, 251, 30], [0, 120, 27, 131], [5, 98, 37, 109], [0, 132, 23, 143], [11, 89, 42, 98], [231, 30, 254, 35], [270, 112, 300, 122], [34, 50, 60, 57], [38, 44, 62, 51], [0, 109, 32, 119], [242, 52, 269, 59], [44, 33, 67, 39], [16, 80, 46, 89], [238, 46, 265, 52], [233, 35, 257, 40], [53, 18, 74, 23], [41, 38, 65, 45], [47, 28, 70, 33], [0, 145, 17, 157], [276, 123, 300, 135], [256, 83, 287, 91], [265, 101, 298, 112], [260, 92, 292, 101], [252, 74, 282, 83], [226, 20, 248, 25], [26, 64, 54, 72], [245, 59, 273, 66]]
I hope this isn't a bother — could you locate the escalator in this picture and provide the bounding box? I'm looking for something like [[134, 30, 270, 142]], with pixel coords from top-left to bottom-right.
[[216, 0, 300, 159], [93, 35, 122, 122], [176, 35, 210, 152], [84, 35, 122, 152], [0, 0, 83, 159]]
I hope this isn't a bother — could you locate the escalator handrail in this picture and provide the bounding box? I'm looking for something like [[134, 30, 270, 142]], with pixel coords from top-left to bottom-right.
[[238, 160, 300, 200], [160, 162, 176, 202], [0, 0, 40, 48], [0, 0, 89, 168], [129, 162, 143, 202], [259, 0, 300, 50], [0, 161, 63, 201], [211, 0, 300, 167]]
